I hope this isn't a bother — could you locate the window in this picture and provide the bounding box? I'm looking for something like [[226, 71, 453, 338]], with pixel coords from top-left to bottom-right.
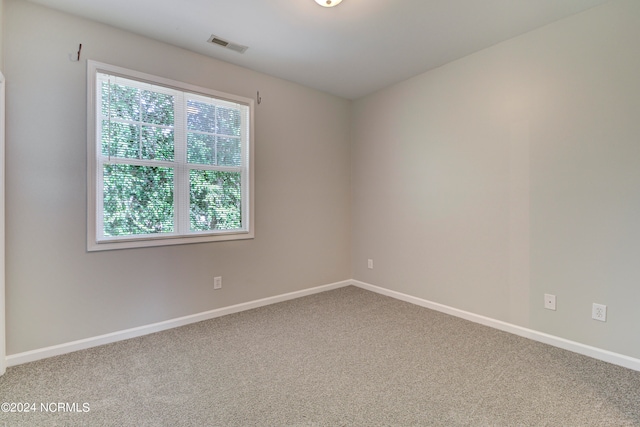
[[87, 61, 254, 251]]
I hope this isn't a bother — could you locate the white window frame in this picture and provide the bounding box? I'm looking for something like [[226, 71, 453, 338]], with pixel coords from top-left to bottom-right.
[[87, 61, 254, 251]]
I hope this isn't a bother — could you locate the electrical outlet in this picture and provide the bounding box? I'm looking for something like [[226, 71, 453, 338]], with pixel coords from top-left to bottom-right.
[[592, 303, 606, 322], [544, 294, 556, 311], [214, 276, 222, 290], [367, 259, 373, 269]]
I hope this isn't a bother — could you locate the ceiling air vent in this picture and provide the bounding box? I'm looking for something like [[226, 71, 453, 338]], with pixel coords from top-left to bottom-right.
[[207, 35, 248, 54]]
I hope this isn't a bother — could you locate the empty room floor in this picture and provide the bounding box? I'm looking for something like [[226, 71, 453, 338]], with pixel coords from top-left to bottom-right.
[[1, 286, 639, 426]]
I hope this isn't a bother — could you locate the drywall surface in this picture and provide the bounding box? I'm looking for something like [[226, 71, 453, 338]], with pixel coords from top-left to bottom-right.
[[4, 0, 351, 354], [351, 0, 640, 358], [0, 0, 4, 69], [1, 0, 6, 374]]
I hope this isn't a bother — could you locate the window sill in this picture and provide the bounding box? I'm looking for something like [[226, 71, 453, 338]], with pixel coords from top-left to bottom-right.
[[87, 230, 254, 252]]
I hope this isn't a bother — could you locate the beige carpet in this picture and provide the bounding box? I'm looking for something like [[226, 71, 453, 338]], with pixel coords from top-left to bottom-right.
[[1, 286, 639, 426]]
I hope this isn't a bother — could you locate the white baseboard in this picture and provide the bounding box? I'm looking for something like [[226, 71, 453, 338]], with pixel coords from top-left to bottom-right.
[[7, 278, 640, 372], [351, 280, 640, 372], [6, 280, 352, 367]]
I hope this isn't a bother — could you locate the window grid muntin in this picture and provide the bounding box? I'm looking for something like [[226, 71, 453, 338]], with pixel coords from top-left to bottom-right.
[[91, 64, 251, 247]]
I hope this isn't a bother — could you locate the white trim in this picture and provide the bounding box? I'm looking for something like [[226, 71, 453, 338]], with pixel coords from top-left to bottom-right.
[[351, 280, 640, 372], [6, 280, 351, 367], [6, 279, 640, 372], [87, 60, 255, 251]]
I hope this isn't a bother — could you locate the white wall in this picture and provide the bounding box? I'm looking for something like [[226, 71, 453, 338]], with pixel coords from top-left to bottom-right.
[[4, 0, 351, 355], [352, 0, 640, 359]]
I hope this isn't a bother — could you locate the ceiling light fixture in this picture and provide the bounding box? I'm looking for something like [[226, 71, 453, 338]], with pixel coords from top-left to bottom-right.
[[314, 0, 343, 7]]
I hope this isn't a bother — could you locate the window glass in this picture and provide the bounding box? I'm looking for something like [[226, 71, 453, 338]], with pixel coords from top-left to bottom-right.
[[88, 61, 253, 251]]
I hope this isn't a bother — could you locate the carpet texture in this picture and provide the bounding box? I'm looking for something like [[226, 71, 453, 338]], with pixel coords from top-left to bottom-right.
[[1, 286, 640, 426]]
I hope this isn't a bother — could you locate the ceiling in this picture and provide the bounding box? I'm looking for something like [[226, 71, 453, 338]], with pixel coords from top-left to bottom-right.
[[27, 0, 611, 99]]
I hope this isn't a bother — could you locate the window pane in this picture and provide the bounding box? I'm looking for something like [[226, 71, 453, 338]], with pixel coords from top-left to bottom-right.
[[101, 121, 140, 158], [141, 90, 174, 126], [187, 100, 215, 133], [187, 133, 215, 165], [190, 170, 242, 231], [142, 126, 174, 161], [102, 82, 140, 121], [92, 63, 252, 249], [216, 106, 241, 136], [103, 164, 174, 236], [216, 137, 242, 167]]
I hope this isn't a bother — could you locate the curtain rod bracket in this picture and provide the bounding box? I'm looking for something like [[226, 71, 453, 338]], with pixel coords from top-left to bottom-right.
[[69, 43, 82, 62]]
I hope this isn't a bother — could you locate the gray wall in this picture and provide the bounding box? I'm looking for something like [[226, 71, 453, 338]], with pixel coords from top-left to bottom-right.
[[0, 0, 4, 70], [6, 0, 640, 363], [4, 0, 351, 354], [352, 0, 640, 359], [1, 0, 5, 374]]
